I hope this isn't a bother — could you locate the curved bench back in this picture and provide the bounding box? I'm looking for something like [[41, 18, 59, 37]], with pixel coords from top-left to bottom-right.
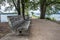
[[7, 15, 24, 31]]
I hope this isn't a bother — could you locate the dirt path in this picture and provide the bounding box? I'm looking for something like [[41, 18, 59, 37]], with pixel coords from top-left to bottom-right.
[[29, 19, 60, 40], [0, 23, 11, 38], [0, 19, 60, 40]]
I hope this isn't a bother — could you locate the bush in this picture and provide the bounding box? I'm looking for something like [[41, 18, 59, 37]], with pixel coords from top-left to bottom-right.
[[46, 17, 56, 21]]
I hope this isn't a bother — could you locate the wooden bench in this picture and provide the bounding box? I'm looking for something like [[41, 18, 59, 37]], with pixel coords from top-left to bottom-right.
[[7, 15, 31, 35]]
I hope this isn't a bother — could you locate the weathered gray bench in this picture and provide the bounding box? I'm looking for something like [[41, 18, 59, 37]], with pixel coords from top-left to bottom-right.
[[7, 15, 30, 35]]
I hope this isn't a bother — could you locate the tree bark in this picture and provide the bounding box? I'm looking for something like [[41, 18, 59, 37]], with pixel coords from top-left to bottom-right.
[[40, 5, 46, 19], [40, 0, 46, 19], [21, 0, 25, 20], [17, 0, 21, 15], [12, 0, 21, 15]]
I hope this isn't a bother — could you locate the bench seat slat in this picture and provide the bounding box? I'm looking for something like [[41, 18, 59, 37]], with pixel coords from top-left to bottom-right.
[[17, 21, 30, 31]]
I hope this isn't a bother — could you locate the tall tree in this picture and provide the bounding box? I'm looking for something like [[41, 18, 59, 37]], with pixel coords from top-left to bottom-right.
[[40, 0, 60, 19], [12, 0, 31, 20], [17, 0, 20, 15], [40, 0, 46, 19], [21, 0, 25, 20], [12, 0, 21, 15]]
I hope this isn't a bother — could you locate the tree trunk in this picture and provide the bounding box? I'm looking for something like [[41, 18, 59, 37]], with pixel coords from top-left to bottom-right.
[[40, 0, 46, 19], [17, 0, 21, 15], [21, 0, 25, 20], [12, 0, 21, 15], [40, 5, 46, 19]]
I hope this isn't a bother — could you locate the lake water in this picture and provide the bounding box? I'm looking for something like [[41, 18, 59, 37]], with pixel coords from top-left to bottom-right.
[[49, 14, 60, 21], [0, 13, 60, 22], [29, 12, 60, 21], [0, 13, 18, 22]]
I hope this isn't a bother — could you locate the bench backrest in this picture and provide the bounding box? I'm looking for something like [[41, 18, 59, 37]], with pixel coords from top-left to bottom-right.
[[7, 15, 24, 30]]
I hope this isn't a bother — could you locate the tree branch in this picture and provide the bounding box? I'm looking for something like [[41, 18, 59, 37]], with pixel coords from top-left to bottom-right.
[[12, 0, 18, 11], [46, 1, 60, 6]]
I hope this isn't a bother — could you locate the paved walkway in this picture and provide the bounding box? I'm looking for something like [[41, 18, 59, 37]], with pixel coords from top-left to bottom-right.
[[0, 19, 60, 40]]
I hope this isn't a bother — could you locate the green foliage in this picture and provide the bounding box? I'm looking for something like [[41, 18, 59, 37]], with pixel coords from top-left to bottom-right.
[[46, 17, 56, 21], [25, 0, 60, 19], [46, 17, 51, 20], [51, 17, 56, 21], [0, 0, 4, 4], [28, 0, 39, 10], [0, 0, 60, 19]]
